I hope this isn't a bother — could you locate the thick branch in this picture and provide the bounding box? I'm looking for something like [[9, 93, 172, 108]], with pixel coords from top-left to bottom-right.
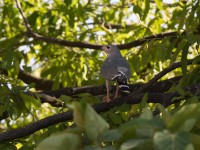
[[39, 76, 181, 98], [26, 32, 103, 49], [0, 111, 73, 143], [0, 83, 200, 142], [0, 68, 181, 99], [18, 70, 55, 90], [0, 69, 54, 91], [23, 76, 181, 110], [18, 58, 196, 96]]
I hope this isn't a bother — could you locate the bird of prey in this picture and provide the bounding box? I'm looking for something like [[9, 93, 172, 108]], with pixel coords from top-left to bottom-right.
[[100, 45, 131, 102]]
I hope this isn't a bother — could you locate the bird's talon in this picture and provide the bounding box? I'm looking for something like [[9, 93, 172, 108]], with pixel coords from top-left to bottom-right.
[[103, 96, 111, 102], [114, 96, 120, 100]]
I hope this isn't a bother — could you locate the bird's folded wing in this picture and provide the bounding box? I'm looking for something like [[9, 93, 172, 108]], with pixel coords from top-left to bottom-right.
[[100, 59, 118, 80], [101, 58, 130, 82]]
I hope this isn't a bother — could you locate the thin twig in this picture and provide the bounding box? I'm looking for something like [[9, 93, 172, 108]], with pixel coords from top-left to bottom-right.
[[134, 59, 195, 93], [15, 0, 32, 33]]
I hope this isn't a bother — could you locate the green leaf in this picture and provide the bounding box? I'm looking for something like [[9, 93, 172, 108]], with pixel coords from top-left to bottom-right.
[[139, 93, 148, 113], [20, 93, 41, 110], [0, 143, 16, 150], [102, 129, 122, 142], [154, 0, 163, 10], [178, 119, 196, 132], [22, 65, 32, 73], [59, 95, 73, 103], [36, 132, 81, 150], [154, 131, 191, 150], [167, 103, 200, 132], [109, 112, 123, 124], [73, 102, 109, 141], [10, 94, 28, 118], [158, 104, 172, 125], [120, 139, 153, 150], [191, 134, 200, 150], [27, 11, 39, 26], [85, 103, 110, 141], [73, 102, 87, 129], [140, 108, 153, 120], [181, 43, 189, 75], [133, 3, 142, 19], [170, 39, 187, 65], [120, 118, 165, 133], [142, 0, 150, 20]]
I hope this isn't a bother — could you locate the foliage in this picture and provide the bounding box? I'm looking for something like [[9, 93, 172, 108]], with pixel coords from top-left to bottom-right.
[[36, 103, 200, 150], [1, 0, 200, 149]]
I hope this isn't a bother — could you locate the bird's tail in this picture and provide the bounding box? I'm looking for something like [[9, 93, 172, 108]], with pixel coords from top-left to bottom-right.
[[117, 81, 131, 94], [112, 71, 131, 94]]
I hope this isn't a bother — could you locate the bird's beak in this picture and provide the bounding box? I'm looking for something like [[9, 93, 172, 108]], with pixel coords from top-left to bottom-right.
[[100, 46, 104, 51]]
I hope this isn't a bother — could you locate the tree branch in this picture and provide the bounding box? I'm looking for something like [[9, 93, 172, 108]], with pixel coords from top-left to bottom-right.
[[0, 69, 55, 91], [1, 83, 200, 142], [17, 57, 196, 96], [0, 112, 8, 121], [18, 70, 56, 90], [32, 92, 64, 107], [15, 0, 187, 50], [15, 0, 32, 34], [24, 76, 181, 109], [117, 31, 179, 49], [39, 76, 181, 98], [134, 59, 196, 93], [0, 111, 73, 143], [1, 64, 181, 93], [0, 76, 180, 121]]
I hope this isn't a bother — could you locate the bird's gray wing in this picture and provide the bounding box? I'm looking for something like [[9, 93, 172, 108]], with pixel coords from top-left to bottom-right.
[[115, 57, 131, 79], [100, 58, 119, 80], [100, 57, 130, 82]]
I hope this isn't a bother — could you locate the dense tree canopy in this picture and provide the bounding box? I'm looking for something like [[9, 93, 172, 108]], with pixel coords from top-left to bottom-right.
[[1, 0, 200, 149]]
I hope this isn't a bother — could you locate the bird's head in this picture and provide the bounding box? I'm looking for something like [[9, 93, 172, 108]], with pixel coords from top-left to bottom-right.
[[100, 45, 120, 56]]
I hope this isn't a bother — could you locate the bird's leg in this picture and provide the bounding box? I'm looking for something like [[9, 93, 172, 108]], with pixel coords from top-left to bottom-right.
[[114, 82, 120, 99], [103, 80, 111, 102]]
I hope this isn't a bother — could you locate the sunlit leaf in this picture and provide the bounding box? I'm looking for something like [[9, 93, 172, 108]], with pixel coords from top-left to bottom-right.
[[154, 0, 163, 10]]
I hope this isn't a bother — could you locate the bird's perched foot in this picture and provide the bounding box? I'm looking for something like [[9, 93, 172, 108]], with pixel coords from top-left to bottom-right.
[[103, 96, 112, 102], [114, 83, 120, 100], [114, 95, 120, 100]]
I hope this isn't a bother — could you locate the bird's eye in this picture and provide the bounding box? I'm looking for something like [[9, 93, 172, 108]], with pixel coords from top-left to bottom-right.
[[106, 46, 111, 49]]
